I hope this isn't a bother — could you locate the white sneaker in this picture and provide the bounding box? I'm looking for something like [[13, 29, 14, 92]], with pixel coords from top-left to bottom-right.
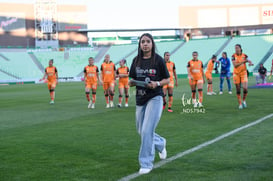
[[125, 103, 128, 107], [194, 102, 198, 108], [88, 101, 92, 108], [139, 168, 152, 175], [50, 100, 54, 104], [110, 101, 114, 108], [159, 140, 167, 160], [106, 104, 110, 108], [117, 103, 122, 108], [219, 91, 223, 95], [91, 103, 95, 109], [211, 92, 216, 95], [199, 103, 204, 108], [207, 92, 212, 95], [228, 91, 232, 94], [239, 104, 243, 109], [242, 101, 247, 108]]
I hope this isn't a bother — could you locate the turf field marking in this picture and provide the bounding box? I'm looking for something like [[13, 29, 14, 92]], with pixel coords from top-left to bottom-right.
[[118, 113, 273, 181]]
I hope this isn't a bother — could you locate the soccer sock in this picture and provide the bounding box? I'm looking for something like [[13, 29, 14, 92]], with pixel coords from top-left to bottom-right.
[[211, 84, 213, 92], [198, 89, 203, 103], [163, 94, 166, 105], [105, 94, 109, 104], [168, 95, 173, 108], [92, 92, 96, 104], [243, 90, 248, 102], [85, 92, 90, 102], [192, 90, 196, 100], [119, 95, 122, 104], [125, 95, 129, 104], [236, 92, 242, 105], [110, 94, 114, 101], [50, 90, 54, 100]]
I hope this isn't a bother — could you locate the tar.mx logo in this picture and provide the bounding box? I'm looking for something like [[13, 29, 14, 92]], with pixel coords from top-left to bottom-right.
[[181, 93, 206, 114]]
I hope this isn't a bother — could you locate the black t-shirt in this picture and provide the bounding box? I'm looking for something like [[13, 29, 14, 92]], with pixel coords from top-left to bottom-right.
[[129, 54, 170, 106], [258, 67, 267, 75]]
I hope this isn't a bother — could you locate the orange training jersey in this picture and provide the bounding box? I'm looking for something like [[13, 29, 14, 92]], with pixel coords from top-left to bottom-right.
[[206, 59, 214, 74], [232, 53, 248, 74], [187, 59, 203, 80], [101, 61, 116, 82], [117, 66, 129, 81], [45, 66, 57, 82], [84, 65, 99, 82], [166, 61, 176, 81]]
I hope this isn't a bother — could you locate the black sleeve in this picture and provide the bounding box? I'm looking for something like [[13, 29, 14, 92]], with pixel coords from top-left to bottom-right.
[[84, 67, 86, 73], [45, 68, 47, 73], [187, 61, 190, 67], [173, 63, 176, 70], [55, 68, 57, 72], [129, 57, 137, 79], [116, 69, 119, 75], [96, 67, 99, 72], [201, 62, 203, 68], [232, 55, 235, 61], [127, 67, 129, 72], [100, 65, 103, 71], [158, 55, 170, 79]]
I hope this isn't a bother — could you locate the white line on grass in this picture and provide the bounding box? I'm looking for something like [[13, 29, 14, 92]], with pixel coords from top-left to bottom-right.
[[118, 113, 273, 181]]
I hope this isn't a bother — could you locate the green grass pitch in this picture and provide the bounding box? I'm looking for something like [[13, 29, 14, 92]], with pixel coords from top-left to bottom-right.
[[0, 77, 273, 181]]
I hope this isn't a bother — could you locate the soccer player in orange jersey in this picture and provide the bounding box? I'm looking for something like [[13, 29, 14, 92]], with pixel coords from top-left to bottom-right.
[[116, 59, 130, 108], [232, 44, 253, 109], [101, 54, 116, 108], [84, 57, 101, 109], [187, 51, 205, 108], [205, 55, 217, 95], [163, 52, 178, 112], [40, 59, 58, 104]]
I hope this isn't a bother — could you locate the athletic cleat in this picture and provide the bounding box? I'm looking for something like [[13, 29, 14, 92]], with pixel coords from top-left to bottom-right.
[[91, 103, 95, 109], [167, 108, 173, 113], [106, 104, 110, 108], [207, 92, 212, 95], [50, 100, 54, 104], [125, 103, 128, 107], [219, 91, 223, 95], [110, 101, 114, 108], [228, 91, 232, 94], [117, 104, 122, 108], [199, 103, 204, 108], [88, 101, 92, 108], [159, 139, 167, 159], [194, 102, 198, 108], [239, 104, 243, 109], [139, 168, 152, 174], [242, 101, 247, 108], [192, 99, 197, 105], [211, 92, 216, 95]]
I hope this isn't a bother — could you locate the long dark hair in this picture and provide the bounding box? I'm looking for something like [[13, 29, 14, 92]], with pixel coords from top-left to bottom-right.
[[235, 44, 243, 53], [135, 33, 156, 66]]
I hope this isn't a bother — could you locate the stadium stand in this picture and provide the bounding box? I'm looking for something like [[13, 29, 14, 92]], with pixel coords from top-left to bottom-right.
[[1, 34, 273, 82], [221, 34, 273, 72], [0, 52, 43, 79], [170, 37, 228, 75]]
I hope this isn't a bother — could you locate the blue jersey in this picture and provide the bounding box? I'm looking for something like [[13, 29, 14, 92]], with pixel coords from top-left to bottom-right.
[[218, 57, 230, 74]]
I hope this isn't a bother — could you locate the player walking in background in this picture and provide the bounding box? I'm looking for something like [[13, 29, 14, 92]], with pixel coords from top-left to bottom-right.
[[232, 44, 253, 109], [270, 59, 273, 79], [187, 51, 205, 108], [84, 57, 101, 109], [129, 33, 170, 175], [116, 59, 129, 107], [101, 54, 116, 108], [205, 55, 217, 95], [163, 52, 178, 112], [217, 52, 232, 94], [40, 59, 58, 104]]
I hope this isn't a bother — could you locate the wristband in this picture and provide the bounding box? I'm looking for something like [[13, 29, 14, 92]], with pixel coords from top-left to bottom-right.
[[156, 81, 160, 86]]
